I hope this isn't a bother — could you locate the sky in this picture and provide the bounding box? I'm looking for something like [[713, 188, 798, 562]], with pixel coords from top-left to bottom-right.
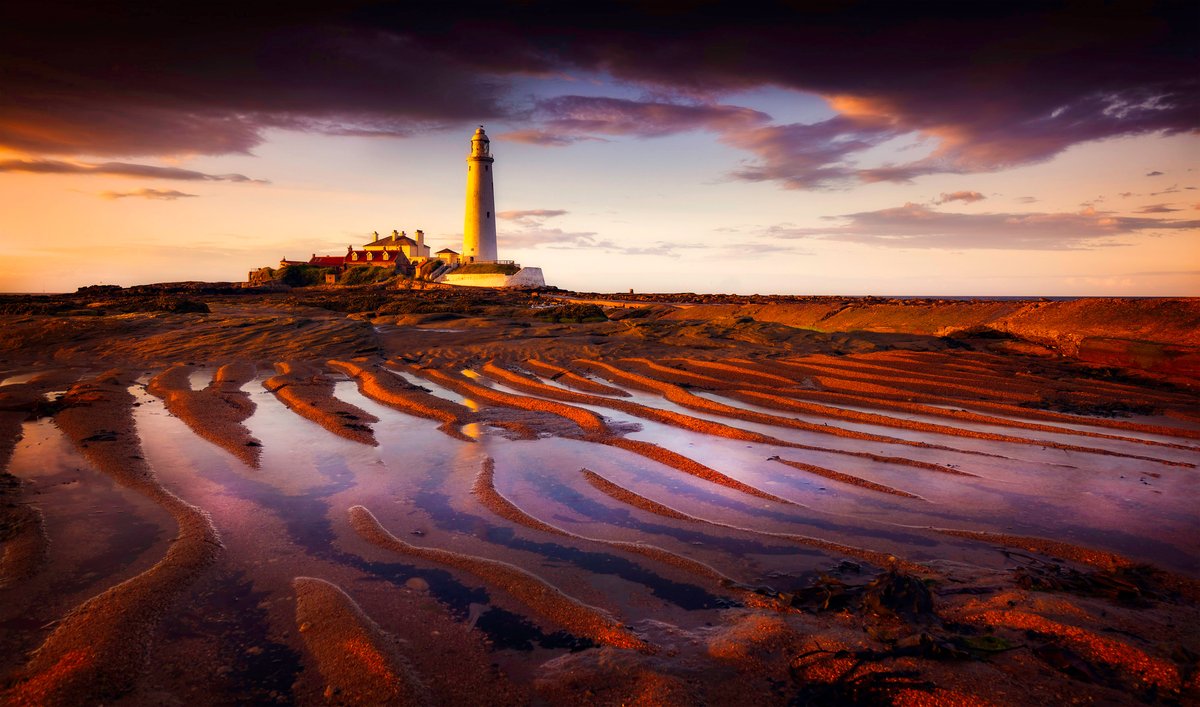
[[1, 1, 1197, 296]]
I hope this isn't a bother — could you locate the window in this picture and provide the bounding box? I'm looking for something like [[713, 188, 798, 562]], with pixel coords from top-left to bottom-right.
[[351, 252, 358, 261], [486, 211, 490, 218]]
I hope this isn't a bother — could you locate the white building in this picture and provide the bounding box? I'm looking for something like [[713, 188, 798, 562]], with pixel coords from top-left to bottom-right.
[[441, 125, 546, 289], [462, 126, 498, 263], [363, 229, 431, 263]]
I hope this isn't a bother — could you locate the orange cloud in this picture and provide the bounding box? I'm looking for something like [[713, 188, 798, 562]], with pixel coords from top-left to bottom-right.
[[98, 188, 198, 200]]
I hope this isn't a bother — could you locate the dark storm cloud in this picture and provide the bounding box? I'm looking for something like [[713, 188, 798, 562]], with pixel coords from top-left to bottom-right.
[[767, 203, 1200, 250], [1, 1, 1195, 189], [0, 3, 514, 158], [0, 159, 267, 182]]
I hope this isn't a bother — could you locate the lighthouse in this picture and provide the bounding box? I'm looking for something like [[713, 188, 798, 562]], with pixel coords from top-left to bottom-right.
[[463, 126, 498, 262]]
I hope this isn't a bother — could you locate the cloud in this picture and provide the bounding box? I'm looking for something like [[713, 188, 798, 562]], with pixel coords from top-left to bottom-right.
[[99, 188, 198, 200], [497, 213, 699, 257], [490, 6, 1196, 188], [1015, 196, 1039, 203], [501, 227, 603, 250], [1136, 203, 1181, 213], [496, 208, 573, 231], [0, 2, 1195, 191], [502, 226, 678, 256], [498, 130, 599, 146], [720, 116, 891, 189], [508, 95, 770, 147], [0, 159, 267, 183], [1146, 170, 1165, 176], [765, 203, 1200, 250], [935, 191, 986, 204], [0, 9, 514, 157], [1127, 270, 1200, 277], [497, 209, 568, 220]]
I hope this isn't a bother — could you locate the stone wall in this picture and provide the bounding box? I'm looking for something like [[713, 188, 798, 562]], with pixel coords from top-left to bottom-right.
[[441, 267, 546, 289]]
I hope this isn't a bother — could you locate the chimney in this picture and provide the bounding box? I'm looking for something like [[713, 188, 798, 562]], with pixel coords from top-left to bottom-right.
[[416, 229, 424, 250]]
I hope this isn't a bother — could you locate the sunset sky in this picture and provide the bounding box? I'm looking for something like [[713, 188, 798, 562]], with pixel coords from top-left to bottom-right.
[[1, 1, 1197, 295]]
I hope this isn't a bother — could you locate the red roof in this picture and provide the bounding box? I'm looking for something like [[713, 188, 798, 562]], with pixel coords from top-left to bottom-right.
[[346, 249, 408, 265], [309, 255, 346, 267]]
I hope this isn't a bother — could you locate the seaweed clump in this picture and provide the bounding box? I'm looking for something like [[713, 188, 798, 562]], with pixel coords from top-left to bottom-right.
[[535, 304, 608, 323]]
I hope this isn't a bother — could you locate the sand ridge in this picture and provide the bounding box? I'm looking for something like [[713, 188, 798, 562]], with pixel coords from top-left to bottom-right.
[[405, 362, 798, 504], [770, 456, 922, 499], [727, 356, 1200, 441], [594, 358, 1194, 467], [471, 458, 789, 611], [577, 359, 1008, 460], [479, 362, 967, 481], [0, 505, 46, 590], [3, 371, 222, 705], [931, 527, 1200, 602], [580, 469, 927, 573], [329, 359, 476, 442], [523, 359, 632, 397], [402, 364, 609, 435], [147, 363, 262, 467], [728, 384, 1198, 450], [293, 575, 431, 706], [263, 360, 379, 445], [481, 361, 806, 447], [349, 504, 655, 653], [0, 376, 67, 590], [957, 607, 1181, 690]]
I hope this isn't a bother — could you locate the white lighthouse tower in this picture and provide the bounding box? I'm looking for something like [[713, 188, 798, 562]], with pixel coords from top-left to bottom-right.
[[463, 126, 498, 262]]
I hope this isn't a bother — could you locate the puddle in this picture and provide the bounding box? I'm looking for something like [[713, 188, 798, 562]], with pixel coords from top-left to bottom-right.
[[130, 382, 609, 654], [0, 417, 174, 675], [0, 371, 39, 386]]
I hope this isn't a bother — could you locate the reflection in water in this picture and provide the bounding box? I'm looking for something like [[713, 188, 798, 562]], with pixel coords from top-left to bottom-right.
[[413, 486, 730, 610], [135, 381, 609, 653], [4, 358, 1198, 704]]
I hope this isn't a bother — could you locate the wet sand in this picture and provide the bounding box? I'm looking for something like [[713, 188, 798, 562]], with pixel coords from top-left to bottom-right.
[[0, 289, 1197, 705]]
